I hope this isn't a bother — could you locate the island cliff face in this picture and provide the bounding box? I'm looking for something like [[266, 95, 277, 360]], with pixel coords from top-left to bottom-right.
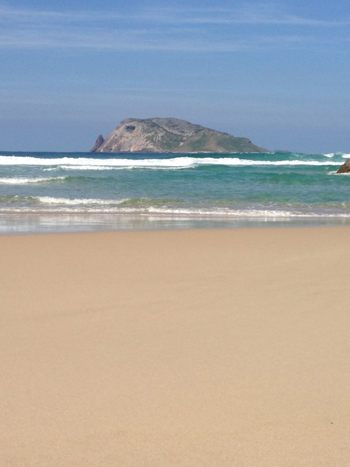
[[90, 135, 105, 152], [91, 118, 268, 153]]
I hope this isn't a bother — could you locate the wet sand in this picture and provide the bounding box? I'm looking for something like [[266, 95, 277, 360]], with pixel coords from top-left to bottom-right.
[[1, 227, 350, 466]]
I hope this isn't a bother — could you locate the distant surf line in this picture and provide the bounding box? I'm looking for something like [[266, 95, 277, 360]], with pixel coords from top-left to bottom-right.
[[0, 155, 347, 169]]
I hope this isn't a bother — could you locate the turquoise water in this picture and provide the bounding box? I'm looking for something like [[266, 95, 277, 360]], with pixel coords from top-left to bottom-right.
[[0, 151, 349, 233]]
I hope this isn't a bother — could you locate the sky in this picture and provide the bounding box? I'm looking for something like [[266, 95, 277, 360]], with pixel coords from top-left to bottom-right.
[[1, 0, 350, 153]]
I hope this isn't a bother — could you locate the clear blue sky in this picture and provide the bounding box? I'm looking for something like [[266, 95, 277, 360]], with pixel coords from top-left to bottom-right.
[[1, 0, 350, 153]]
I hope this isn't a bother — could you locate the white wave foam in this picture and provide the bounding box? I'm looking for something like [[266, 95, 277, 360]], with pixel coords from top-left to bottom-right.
[[60, 165, 185, 171], [0, 155, 344, 168], [60, 165, 129, 171], [2, 204, 350, 218], [37, 196, 129, 205], [0, 176, 66, 185], [324, 152, 349, 158], [328, 171, 350, 176], [145, 207, 350, 218]]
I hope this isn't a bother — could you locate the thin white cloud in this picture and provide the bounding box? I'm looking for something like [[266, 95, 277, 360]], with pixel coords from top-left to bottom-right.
[[0, 4, 349, 26], [142, 5, 350, 27], [0, 4, 348, 52], [0, 29, 332, 53]]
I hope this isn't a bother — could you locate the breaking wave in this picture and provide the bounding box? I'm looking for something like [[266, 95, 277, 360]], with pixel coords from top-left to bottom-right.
[[0, 155, 346, 170], [0, 176, 67, 185], [1, 195, 350, 218]]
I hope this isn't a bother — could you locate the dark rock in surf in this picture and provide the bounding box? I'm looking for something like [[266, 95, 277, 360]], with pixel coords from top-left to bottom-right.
[[336, 158, 350, 174], [90, 135, 105, 153]]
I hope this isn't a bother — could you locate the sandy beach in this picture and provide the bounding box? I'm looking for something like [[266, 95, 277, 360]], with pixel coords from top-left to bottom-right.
[[1, 226, 350, 466]]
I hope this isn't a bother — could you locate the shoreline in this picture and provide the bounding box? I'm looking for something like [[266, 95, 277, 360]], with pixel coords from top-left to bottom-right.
[[1, 226, 350, 465], [2, 210, 350, 235]]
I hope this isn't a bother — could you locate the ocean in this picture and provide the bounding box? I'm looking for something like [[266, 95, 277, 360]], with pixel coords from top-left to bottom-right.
[[0, 151, 349, 234]]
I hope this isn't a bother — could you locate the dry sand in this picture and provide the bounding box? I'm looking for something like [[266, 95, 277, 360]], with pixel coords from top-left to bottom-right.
[[1, 226, 350, 466]]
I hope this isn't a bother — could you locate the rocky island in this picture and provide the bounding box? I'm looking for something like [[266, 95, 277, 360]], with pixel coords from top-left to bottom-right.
[[90, 117, 268, 153]]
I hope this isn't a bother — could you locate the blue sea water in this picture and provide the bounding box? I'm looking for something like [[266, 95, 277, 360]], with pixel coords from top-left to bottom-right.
[[0, 150, 349, 234]]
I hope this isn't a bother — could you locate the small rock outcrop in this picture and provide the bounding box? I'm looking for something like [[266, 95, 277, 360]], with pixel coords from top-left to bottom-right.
[[336, 159, 350, 174], [90, 135, 105, 152], [90, 117, 268, 153]]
